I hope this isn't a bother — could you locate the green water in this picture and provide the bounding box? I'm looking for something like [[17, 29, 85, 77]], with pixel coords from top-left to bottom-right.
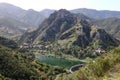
[[36, 55, 84, 69]]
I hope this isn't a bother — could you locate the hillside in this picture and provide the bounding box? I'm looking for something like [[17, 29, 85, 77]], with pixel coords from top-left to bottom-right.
[[19, 9, 119, 47], [0, 17, 31, 39], [0, 36, 65, 80], [0, 3, 49, 27], [0, 3, 54, 39], [0, 36, 18, 49], [18, 9, 48, 27], [93, 17, 120, 40], [0, 45, 66, 80], [0, 3, 25, 19], [19, 9, 120, 58], [55, 46, 120, 80], [19, 9, 76, 44]]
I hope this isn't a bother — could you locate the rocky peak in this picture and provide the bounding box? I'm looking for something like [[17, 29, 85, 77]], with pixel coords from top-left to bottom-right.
[[48, 9, 75, 22], [56, 9, 71, 17]]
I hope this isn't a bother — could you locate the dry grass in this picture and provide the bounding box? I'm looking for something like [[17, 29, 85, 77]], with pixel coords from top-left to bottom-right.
[[103, 64, 120, 80]]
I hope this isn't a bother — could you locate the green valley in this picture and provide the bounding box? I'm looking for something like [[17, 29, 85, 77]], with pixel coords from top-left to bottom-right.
[[0, 2, 120, 80]]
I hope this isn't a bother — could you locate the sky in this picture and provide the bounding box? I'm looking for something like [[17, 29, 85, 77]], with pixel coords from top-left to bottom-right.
[[0, 0, 120, 11]]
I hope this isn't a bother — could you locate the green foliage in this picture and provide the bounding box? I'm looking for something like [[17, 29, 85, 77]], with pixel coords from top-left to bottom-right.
[[61, 45, 99, 59], [57, 47, 120, 80], [0, 74, 11, 80], [0, 45, 65, 79], [76, 47, 120, 80], [0, 46, 39, 79]]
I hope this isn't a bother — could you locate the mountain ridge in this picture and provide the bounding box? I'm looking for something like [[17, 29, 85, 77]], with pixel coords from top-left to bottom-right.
[[19, 9, 120, 50], [0, 3, 120, 42], [71, 8, 120, 19], [0, 3, 53, 39]]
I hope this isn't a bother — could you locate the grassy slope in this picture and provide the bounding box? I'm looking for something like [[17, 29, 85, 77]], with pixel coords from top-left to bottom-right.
[[55, 46, 120, 80], [102, 63, 120, 80]]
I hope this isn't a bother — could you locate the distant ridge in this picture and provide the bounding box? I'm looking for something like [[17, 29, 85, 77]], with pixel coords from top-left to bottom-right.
[[0, 3, 54, 39], [71, 8, 120, 19]]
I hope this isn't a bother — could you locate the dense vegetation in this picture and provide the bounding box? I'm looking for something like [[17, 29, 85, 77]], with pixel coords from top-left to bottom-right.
[[55, 46, 120, 80], [0, 45, 65, 80]]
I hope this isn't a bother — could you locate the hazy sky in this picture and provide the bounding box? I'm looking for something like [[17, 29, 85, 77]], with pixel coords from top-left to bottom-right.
[[0, 0, 120, 11]]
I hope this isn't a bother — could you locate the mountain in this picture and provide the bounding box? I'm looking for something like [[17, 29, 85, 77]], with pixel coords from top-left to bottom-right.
[[0, 3, 55, 39], [93, 17, 120, 40], [71, 8, 120, 40], [18, 9, 49, 27], [0, 3, 55, 28], [0, 3, 45, 27], [40, 9, 55, 17], [0, 3, 25, 19], [71, 8, 120, 19], [0, 36, 18, 49], [1, 3, 120, 40], [19, 9, 120, 50], [0, 17, 31, 39], [19, 9, 87, 44]]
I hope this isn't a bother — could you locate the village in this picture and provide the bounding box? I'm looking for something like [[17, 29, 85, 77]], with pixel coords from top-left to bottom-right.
[[20, 42, 106, 57]]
